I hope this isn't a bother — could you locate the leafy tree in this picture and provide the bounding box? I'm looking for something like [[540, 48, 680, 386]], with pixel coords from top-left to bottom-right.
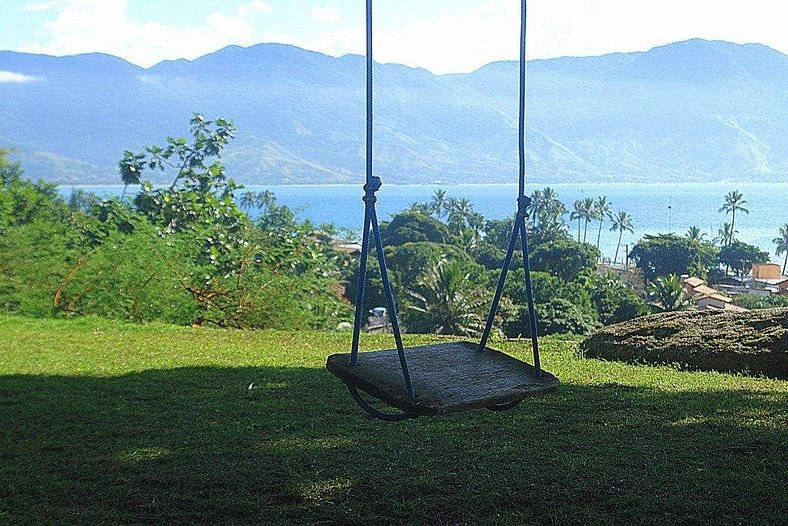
[[465, 211, 486, 250], [502, 269, 598, 334], [121, 113, 247, 276], [473, 241, 507, 270], [579, 270, 649, 325], [610, 210, 634, 265], [115, 115, 348, 328], [0, 151, 68, 231], [593, 196, 613, 257], [646, 274, 692, 312], [528, 188, 543, 228], [528, 188, 568, 243], [530, 239, 599, 282], [718, 241, 769, 277], [773, 223, 788, 275], [381, 211, 454, 246], [0, 219, 82, 317], [718, 190, 749, 246], [629, 233, 718, 282], [503, 298, 598, 337], [484, 216, 515, 250], [531, 212, 569, 244], [67, 189, 100, 214]]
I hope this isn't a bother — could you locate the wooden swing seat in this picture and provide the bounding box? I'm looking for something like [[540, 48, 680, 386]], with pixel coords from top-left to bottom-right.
[[326, 341, 559, 416]]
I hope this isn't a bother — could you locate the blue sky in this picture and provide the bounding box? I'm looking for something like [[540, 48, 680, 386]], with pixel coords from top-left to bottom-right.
[[1, 0, 787, 73]]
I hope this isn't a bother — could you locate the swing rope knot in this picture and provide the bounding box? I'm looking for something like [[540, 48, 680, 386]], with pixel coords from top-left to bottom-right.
[[363, 176, 382, 205], [517, 195, 532, 218]]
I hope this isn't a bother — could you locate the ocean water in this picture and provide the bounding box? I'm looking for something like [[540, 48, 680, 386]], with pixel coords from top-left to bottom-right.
[[60, 182, 788, 262]]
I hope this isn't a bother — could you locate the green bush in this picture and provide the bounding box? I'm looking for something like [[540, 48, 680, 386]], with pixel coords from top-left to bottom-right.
[[54, 224, 198, 324], [0, 220, 81, 317], [503, 298, 599, 337]]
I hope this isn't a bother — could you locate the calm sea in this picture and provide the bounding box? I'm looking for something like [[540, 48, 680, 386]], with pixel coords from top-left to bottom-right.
[[60, 183, 788, 262]]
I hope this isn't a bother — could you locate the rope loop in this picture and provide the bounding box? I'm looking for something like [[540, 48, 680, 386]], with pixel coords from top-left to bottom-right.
[[363, 176, 382, 205], [517, 195, 532, 218]]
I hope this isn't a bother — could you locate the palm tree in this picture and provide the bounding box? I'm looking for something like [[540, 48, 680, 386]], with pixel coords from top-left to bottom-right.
[[406, 201, 432, 215], [529, 189, 543, 227], [718, 190, 749, 246], [609, 211, 634, 265], [447, 197, 474, 234], [239, 190, 258, 211], [407, 258, 489, 336], [773, 223, 788, 275], [714, 222, 737, 247], [593, 196, 613, 256], [647, 274, 693, 312], [578, 197, 595, 243], [570, 200, 584, 242], [541, 188, 565, 220], [256, 190, 276, 211], [685, 225, 706, 241], [430, 189, 448, 219], [466, 212, 486, 249]]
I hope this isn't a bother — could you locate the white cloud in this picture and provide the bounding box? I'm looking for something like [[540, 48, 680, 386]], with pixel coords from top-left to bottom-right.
[[23, 0, 69, 12], [15, 0, 788, 76], [238, 1, 273, 18], [0, 71, 39, 83], [311, 6, 342, 25], [375, 0, 519, 73], [20, 0, 263, 68], [275, 1, 518, 74]]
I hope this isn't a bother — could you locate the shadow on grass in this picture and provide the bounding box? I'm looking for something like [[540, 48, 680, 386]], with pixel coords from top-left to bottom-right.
[[1, 366, 786, 524]]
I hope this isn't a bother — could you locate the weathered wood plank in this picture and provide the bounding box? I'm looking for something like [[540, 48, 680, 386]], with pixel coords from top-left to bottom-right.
[[326, 341, 559, 416]]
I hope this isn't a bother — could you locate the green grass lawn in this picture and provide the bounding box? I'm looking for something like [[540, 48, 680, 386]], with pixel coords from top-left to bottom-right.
[[1, 315, 786, 524]]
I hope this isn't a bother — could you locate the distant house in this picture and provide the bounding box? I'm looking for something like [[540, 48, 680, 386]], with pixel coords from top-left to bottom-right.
[[696, 293, 748, 312], [752, 263, 782, 280], [330, 239, 363, 257], [755, 277, 788, 295], [681, 275, 747, 312], [681, 276, 705, 294], [716, 275, 752, 287]]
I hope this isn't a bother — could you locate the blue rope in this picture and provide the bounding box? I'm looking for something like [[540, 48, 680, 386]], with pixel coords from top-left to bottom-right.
[[366, 0, 373, 187], [370, 196, 414, 399], [348, 0, 415, 401], [479, 212, 521, 351], [347, 386, 417, 421], [349, 200, 373, 366], [478, 0, 540, 372], [519, 214, 541, 375]]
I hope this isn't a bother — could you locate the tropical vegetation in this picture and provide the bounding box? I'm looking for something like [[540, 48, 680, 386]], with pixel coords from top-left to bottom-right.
[[3, 121, 788, 339]]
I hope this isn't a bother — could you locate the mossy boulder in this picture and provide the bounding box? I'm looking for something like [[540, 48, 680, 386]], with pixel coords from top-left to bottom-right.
[[580, 308, 788, 379]]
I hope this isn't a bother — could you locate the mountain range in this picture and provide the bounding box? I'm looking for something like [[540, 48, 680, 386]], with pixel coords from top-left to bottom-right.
[[2, 38, 788, 185]]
